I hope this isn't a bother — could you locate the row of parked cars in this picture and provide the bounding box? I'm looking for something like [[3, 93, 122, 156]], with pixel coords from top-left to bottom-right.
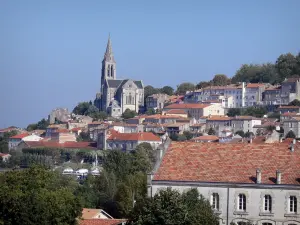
[[62, 167, 100, 176]]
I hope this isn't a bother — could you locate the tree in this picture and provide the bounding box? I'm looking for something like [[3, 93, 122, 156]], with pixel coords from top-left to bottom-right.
[[211, 74, 231, 86], [183, 131, 193, 140], [72, 102, 90, 115], [208, 127, 216, 135], [275, 53, 299, 81], [227, 108, 241, 117], [0, 130, 18, 153], [244, 131, 254, 138], [176, 82, 195, 95], [27, 118, 49, 131], [146, 108, 156, 115], [122, 109, 137, 119], [128, 188, 218, 225], [266, 125, 276, 132], [288, 99, 300, 106], [91, 111, 108, 121], [0, 166, 82, 225], [235, 130, 245, 137], [161, 86, 174, 96], [196, 81, 211, 89], [243, 106, 267, 118], [144, 85, 159, 99], [286, 130, 296, 139], [76, 132, 92, 142], [85, 105, 99, 116], [231, 63, 279, 84], [177, 134, 187, 141]]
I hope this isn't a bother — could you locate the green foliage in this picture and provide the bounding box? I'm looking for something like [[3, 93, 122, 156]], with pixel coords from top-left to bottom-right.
[[0, 166, 82, 225], [208, 127, 216, 135], [276, 53, 300, 81], [228, 107, 267, 118], [232, 63, 279, 84], [27, 118, 49, 131], [91, 111, 108, 121], [227, 108, 242, 117], [177, 134, 187, 141], [211, 74, 231, 86], [169, 133, 179, 141], [183, 131, 193, 140], [267, 112, 280, 119], [244, 131, 254, 138], [288, 99, 300, 106], [128, 188, 218, 225], [144, 85, 160, 99], [176, 82, 195, 95], [160, 86, 174, 95], [286, 130, 296, 139], [72, 102, 90, 115], [266, 125, 276, 132], [72, 102, 107, 121], [0, 130, 18, 153], [122, 109, 137, 119], [76, 132, 92, 142], [235, 130, 245, 137], [146, 108, 156, 115], [196, 81, 211, 89]]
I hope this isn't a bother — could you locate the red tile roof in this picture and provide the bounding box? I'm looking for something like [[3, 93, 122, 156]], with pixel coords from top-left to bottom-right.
[[23, 141, 97, 149], [246, 83, 265, 88], [206, 116, 231, 121], [71, 127, 82, 132], [79, 219, 126, 225], [165, 103, 210, 109], [279, 106, 300, 109], [107, 132, 161, 142], [165, 109, 187, 114], [9, 133, 29, 139], [0, 153, 10, 157], [191, 135, 219, 141], [231, 116, 260, 120], [153, 142, 300, 185], [0, 126, 18, 133]]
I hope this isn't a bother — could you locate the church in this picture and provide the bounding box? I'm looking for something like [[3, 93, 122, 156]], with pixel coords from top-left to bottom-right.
[[94, 36, 144, 117]]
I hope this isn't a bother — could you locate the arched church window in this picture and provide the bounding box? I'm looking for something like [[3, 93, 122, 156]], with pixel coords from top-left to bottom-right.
[[107, 66, 110, 77], [129, 93, 132, 105], [111, 65, 114, 77]]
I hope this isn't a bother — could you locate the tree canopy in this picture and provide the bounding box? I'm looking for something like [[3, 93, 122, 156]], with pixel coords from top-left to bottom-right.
[[211, 74, 231, 86], [286, 130, 296, 139], [0, 130, 18, 153], [122, 109, 137, 119], [208, 127, 216, 135], [0, 166, 82, 225], [160, 86, 174, 96], [288, 99, 300, 106], [128, 188, 218, 225], [144, 85, 160, 99], [176, 82, 195, 95], [27, 118, 49, 131], [72, 101, 107, 121]]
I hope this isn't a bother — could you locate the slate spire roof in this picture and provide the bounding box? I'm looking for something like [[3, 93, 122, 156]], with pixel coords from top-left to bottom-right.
[[103, 34, 115, 63]]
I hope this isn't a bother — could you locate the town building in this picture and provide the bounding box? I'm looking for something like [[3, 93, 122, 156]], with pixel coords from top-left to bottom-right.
[[148, 141, 300, 225], [94, 36, 144, 116], [231, 116, 262, 134], [206, 116, 232, 136], [145, 94, 169, 110], [280, 78, 300, 105], [163, 103, 225, 120], [283, 117, 300, 138], [97, 130, 162, 151], [278, 106, 300, 114], [8, 133, 43, 150]]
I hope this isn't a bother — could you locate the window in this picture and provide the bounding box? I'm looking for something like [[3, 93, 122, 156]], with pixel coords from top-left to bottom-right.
[[238, 194, 246, 211], [264, 195, 272, 212], [262, 223, 272, 225], [211, 193, 219, 210], [289, 196, 297, 213], [237, 222, 247, 225]]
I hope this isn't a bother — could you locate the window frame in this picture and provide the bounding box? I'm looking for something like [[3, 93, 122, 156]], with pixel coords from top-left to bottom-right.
[[264, 195, 272, 212], [211, 193, 220, 211], [289, 196, 298, 213], [238, 194, 246, 211]]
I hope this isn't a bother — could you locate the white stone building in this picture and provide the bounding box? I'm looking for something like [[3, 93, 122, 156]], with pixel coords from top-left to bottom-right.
[[148, 142, 300, 225]]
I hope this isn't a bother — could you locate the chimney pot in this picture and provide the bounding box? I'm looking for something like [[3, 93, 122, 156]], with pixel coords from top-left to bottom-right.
[[256, 168, 261, 184], [276, 170, 281, 184]]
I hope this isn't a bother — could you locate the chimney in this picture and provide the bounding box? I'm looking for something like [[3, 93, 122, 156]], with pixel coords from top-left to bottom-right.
[[256, 168, 261, 184], [250, 138, 253, 144], [280, 137, 283, 143], [293, 139, 296, 144], [276, 170, 281, 184]]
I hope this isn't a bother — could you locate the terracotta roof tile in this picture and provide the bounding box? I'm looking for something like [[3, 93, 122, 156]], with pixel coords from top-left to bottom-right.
[[23, 141, 97, 149], [153, 142, 300, 185], [165, 109, 187, 114], [165, 103, 210, 109], [279, 106, 300, 109], [107, 132, 161, 142], [246, 83, 265, 88], [9, 133, 29, 139], [79, 219, 126, 225], [207, 116, 231, 121], [191, 135, 219, 141]]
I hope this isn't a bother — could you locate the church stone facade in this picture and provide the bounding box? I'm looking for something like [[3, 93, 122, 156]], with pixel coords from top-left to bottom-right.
[[94, 36, 144, 117]]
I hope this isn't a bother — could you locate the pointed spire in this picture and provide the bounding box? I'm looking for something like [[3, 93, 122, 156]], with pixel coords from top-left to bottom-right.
[[103, 34, 115, 62]]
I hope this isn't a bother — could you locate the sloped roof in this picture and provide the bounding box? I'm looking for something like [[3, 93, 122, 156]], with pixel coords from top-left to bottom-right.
[[79, 219, 126, 225], [165, 103, 210, 109], [191, 135, 219, 141], [9, 133, 29, 139], [206, 116, 231, 121], [165, 109, 187, 114], [107, 79, 143, 89], [22, 141, 97, 149], [278, 105, 300, 109], [107, 132, 160, 142], [153, 142, 300, 185]]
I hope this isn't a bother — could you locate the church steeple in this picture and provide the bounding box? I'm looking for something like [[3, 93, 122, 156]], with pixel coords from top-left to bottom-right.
[[103, 34, 115, 63]]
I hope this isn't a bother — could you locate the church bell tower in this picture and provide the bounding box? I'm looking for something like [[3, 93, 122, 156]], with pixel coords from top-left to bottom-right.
[[101, 34, 116, 90]]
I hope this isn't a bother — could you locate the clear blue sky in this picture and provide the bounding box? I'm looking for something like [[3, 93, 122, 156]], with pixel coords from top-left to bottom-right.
[[1, 0, 300, 128]]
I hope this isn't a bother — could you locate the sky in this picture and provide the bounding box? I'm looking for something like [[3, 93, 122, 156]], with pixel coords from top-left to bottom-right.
[[0, 0, 300, 128]]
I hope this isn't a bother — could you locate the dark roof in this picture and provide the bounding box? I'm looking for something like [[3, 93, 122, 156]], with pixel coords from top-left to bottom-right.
[[107, 80, 123, 88], [134, 81, 143, 88]]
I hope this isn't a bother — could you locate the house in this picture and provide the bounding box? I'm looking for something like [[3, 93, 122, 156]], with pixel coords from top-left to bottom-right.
[[145, 94, 169, 110], [0, 126, 23, 137], [163, 109, 188, 118], [81, 208, 114, 220], [143, 115, 183, 124], [125, 116, 146, 124], [263, 86, 281, 105], [45, 124, 67, 137], [244, 83, 266, 107], [98, 130, 162, 151], [79, 219, 126, 225], [164, 123, 190, 136], [144, 123, 165, 134], [50, 130, 76, 143], [283, 117, 300, 138], [109, 122, 144, 133], [148, 141, 300, 225], [278, 106, 300, 114], [190, 135, 219, 142], [189, 123, 206, 135], [206, 116, 232, 136], [17, 141, 97, 150], [0, 153, 11, 162], [231, 116, 261, 134], [163, 103, 224, 120], [280, 77, 300, 105], [9, 133, 44, 150]]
